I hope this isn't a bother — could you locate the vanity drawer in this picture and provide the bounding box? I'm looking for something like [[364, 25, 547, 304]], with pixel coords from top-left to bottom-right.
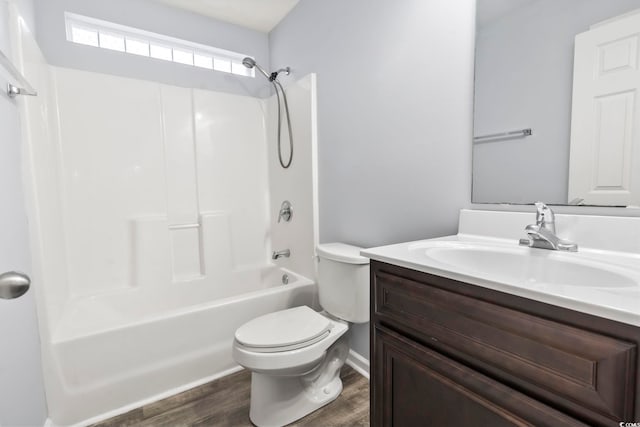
[[372, 263, 638, 425]]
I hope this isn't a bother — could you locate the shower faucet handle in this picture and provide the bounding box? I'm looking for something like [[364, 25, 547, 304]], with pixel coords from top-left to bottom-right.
[[278, 201, 293, 223]]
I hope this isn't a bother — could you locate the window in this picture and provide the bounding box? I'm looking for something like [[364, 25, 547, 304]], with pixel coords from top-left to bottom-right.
[[150, 44, 172, 61], [70, 25, 98, 47], [99, 32, 125, 52], [65, 12, 255, 77], [126, 38, 149, 57]]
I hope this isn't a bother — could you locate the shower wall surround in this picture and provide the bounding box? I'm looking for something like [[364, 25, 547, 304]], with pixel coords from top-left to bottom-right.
[[265, 74, 319, 282], [52, 67, 271, 298]]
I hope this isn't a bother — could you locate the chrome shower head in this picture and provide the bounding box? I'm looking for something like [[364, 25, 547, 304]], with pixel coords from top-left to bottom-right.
[[242, 57, 271, 80], [242, 57, 256, 68]]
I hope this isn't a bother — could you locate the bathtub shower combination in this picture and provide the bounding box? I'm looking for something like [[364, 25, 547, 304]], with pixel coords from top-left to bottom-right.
[[14, 17, 319, 426]]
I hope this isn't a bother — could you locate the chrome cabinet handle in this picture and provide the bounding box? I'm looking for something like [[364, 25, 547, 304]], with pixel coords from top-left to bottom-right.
[[0, 271, 30, 299]]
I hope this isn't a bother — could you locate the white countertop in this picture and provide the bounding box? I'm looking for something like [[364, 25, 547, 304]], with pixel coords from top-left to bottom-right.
[[362, 210, 640, 327]]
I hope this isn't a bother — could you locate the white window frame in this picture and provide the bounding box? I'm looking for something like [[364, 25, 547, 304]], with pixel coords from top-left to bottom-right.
[[64, 12, 255, 77]]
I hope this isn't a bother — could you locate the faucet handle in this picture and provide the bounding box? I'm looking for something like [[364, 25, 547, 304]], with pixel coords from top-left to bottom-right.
[[534, 201, 555, 232], [534, 201, 548, 212], [278, 200, 293, 223]]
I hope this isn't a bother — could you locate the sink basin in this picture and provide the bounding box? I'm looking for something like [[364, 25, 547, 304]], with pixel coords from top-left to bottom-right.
[[408, 241, 638, 289]]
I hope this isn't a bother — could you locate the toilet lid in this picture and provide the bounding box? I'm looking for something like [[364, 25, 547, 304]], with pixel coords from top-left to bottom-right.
[[235, 306, 332, 350]]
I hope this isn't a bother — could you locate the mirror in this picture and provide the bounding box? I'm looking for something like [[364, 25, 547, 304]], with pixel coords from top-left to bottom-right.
[[473, 0, 640, 206]]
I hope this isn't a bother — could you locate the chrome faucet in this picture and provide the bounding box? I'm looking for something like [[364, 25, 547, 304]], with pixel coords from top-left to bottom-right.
[[277, 201, 293, 223], [519, 202, 578, 252], [272, 249, 291, 260]]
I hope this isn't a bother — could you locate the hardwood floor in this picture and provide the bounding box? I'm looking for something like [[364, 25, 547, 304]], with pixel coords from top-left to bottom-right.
[[90, 365, 369, 427]]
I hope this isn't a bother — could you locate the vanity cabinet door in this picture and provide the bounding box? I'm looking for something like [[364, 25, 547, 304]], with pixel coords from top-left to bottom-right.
[[372, 326, 587, 427], [371, 261, 639, 425]]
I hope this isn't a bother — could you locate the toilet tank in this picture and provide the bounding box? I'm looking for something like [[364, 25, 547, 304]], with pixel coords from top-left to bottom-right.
[[316, 243, 370, 323]]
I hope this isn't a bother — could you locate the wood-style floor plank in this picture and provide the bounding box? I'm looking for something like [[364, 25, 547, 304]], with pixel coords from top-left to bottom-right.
[[290, 367, 370, 427], [90, 365, 369, 427]]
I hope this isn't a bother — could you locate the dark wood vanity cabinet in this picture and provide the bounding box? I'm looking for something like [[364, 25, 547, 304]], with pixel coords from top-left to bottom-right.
[[370, 261, 640, 427]]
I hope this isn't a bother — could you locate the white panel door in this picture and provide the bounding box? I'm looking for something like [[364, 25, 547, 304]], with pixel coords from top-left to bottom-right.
[[568, 9, 640, 206], [0, 88, 48, 426], [0, 2, 47, 425]]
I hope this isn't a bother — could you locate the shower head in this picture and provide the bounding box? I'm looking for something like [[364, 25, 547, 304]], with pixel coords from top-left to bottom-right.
[[242, 57, 256, 68], [242, 57, 271, 80]]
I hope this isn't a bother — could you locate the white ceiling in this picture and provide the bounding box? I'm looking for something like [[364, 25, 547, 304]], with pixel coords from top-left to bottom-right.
[[151, 0, 299, 33], [477, 0, 539, 28]]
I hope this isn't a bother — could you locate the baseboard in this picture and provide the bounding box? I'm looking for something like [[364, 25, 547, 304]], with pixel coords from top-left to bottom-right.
[[346, 349, 370, 380]]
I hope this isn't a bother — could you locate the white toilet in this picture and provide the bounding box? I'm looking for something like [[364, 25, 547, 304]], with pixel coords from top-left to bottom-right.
[[232, 243, 370, 427]]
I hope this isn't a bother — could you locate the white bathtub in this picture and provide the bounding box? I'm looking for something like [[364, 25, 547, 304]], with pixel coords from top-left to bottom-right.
[[46, 266, 316, 426]]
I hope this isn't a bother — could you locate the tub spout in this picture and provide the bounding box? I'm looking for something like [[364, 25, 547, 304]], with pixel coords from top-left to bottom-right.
[[272, 249, 290, 260]]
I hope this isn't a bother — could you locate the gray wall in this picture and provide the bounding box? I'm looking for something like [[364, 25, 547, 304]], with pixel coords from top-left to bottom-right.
[[35, 0, 271, 97], [270, 0, 476, 359], [0, 0, 48, 425], [473, 0, 640, 204]]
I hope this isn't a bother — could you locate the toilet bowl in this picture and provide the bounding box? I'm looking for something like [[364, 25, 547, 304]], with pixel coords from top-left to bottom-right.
[[232, 243, 369, 427]]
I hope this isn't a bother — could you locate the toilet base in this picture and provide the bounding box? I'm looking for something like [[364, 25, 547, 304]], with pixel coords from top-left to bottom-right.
[[248, 334, 349, 427]]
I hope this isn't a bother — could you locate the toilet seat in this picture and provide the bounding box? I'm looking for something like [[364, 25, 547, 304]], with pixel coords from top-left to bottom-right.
[[234, 306, 332, 353], [233, 315, 349, 374]]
